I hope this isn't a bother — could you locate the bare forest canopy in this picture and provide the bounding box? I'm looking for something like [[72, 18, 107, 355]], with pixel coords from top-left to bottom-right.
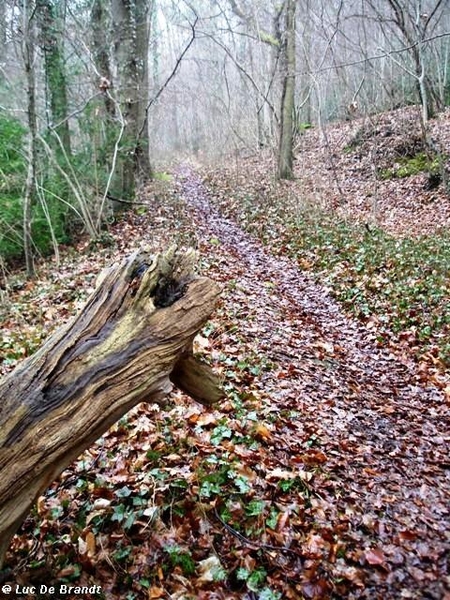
[[1, 0, 450, 271]]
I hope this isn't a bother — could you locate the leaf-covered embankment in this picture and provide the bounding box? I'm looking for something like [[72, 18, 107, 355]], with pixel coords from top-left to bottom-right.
[[200, 108, 450, 378], [1, 160, 449, 599], [177, 166, 450, 599]]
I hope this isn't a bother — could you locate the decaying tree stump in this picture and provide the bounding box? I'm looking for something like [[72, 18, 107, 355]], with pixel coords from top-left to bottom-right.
[[0, 247, 223, 567]]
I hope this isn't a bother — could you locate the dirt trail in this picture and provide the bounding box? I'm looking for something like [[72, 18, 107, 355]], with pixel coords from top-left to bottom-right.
[[177, 165, 450, 599]]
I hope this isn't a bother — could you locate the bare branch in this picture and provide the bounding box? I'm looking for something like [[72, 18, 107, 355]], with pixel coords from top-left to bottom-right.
[[296, 31, 450, 76], [138, 15, 199, 139], [199, 29, 279, 125]]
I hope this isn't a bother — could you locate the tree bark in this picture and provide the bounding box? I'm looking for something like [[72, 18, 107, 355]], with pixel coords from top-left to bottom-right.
[[382, 0, 445, 122], [36, 0, 71, 156], [134, 0, 153, 181], [277, 0, 296, 180], [22, 0, 38, 279], [91, 0, 116, 120], [0, 1, 6, 58], [111, 0, 152, 200], [0, 247, 222, 568]]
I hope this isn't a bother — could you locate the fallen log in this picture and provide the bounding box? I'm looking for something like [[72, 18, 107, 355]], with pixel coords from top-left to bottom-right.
[[0, 246, 223, 567]]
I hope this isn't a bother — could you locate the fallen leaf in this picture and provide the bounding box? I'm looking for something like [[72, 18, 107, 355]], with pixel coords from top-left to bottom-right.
[[364, 547, 387, 567]]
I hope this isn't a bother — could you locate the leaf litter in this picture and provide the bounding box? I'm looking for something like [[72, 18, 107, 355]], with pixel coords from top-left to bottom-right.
[[0, 160, 449, 599]]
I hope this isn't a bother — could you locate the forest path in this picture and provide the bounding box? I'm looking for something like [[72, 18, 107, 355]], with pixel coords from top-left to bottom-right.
[[176, 165, 450, 598]]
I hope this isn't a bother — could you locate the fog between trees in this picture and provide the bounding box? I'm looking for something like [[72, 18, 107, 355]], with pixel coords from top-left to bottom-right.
[[0, 0, 449, 271]]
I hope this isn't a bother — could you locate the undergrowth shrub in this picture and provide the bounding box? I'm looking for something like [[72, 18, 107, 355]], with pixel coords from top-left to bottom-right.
[[0, 115, 27, 259], [281, 216, 450, 365], [0, 115, 76, 263]]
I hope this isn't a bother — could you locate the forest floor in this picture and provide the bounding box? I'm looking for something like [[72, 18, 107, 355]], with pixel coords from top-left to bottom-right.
[[1, 107, 450, 600]]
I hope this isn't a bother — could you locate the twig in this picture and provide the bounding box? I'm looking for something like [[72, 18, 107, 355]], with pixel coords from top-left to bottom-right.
[[213, 509, 303, 559], [138, 16, 199, 139], [200, 30, 279, 125], [105, 193, 151, 206], [299, 31, 450, 76]]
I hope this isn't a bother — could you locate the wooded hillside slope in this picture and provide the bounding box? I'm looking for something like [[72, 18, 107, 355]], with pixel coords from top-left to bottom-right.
[[1, 106, 449, 600]]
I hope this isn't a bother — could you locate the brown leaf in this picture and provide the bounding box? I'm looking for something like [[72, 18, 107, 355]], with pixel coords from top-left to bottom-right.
[[302, 579, 331, 599], [85, 531, 96, 557], [364, 547, 387, 567], [300, 450, 328, 465], [252, 422, 272, 441]]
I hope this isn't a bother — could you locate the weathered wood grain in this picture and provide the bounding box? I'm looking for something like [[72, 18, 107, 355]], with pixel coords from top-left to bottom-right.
[[0, 247, 222, 566]]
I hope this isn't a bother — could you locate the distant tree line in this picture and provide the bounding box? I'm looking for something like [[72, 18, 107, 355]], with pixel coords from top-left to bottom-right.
[[0, 0, 449, 274]]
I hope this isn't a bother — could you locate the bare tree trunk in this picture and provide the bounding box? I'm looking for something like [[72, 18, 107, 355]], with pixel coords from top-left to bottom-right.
[[382, 0, 445, 122], [135, 0, 152, 181], [226, 0, 283, 149], [22, 0, 38, 279], [0, 2, 6, 57], [36, 0, 71, 156], [90, 0, 118, 209], [91, 0, 116, 119], [111, 0, 152, 199], [300, 0, 312, 125], [277, 0, 296, 180], [0, 247, 222, 568]]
